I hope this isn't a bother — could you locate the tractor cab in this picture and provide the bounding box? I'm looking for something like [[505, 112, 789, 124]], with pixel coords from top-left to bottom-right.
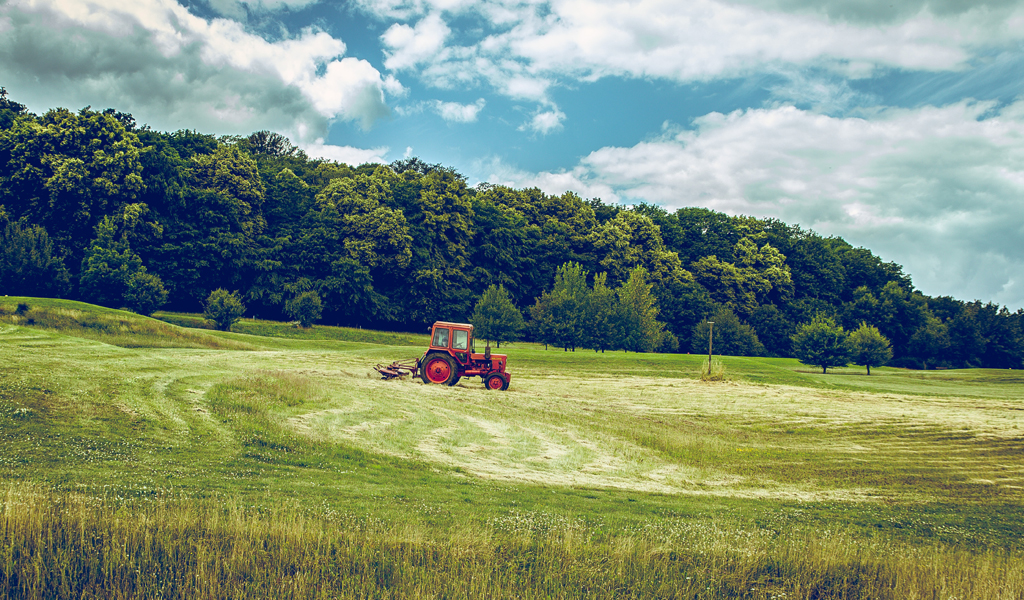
[[419, 321, 511, 390], [430, 322, 473, 364]]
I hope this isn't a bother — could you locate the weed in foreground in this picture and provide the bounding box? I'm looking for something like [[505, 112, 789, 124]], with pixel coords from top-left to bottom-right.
[[2, 485, 1023, 600], [700, 357, 726, 382]]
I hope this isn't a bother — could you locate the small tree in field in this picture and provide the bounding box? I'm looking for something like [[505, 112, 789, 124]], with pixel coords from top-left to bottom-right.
[[791, 314, 851, 374], [123, 271, 168, 316], [848, 322, 892, 375], [285, 290, 323, 328], [471, 284, 525, 347], [204, 289, 245, 331]]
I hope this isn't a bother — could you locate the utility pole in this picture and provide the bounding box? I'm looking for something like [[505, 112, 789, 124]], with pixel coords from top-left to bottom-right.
[[707, 321, 714, 364]]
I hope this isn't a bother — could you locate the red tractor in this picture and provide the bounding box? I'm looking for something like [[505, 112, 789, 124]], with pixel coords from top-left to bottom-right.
[[418, 321, 512, 390]]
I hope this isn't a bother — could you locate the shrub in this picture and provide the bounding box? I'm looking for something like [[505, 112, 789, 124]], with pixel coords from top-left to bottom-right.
[[124, 272, 168, 316], [657, 330, 680, 353], [284, 291, 322, 328], [204, 289, 246, 331]]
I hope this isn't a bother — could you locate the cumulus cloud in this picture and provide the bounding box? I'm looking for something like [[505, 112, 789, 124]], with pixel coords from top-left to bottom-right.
[[366, 0, 1024, 91], [733, 0, 1023, 25], [0, 0, 391, 137], [520, 107, 565, 134], [301, 140, 391, 165], [432, 98, 486, 122], [381, 12, 450, 70], [203, 0, 323, 18], [489, 101, 1024, 308], [364, 0, 1024, 140], [476, 157, 617, 202]]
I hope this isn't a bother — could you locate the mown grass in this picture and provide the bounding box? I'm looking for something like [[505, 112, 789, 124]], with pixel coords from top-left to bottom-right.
[[3, 299, 1024, 598]]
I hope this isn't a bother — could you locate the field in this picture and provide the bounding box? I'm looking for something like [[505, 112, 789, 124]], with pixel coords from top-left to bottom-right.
[[2, 297, 1023, 598]]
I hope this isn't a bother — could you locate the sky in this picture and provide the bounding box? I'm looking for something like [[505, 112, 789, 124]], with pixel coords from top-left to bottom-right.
[[1, 0, 1023, 309]]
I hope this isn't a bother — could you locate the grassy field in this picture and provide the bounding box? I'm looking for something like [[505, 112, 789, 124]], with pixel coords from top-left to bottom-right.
[[2, 297, 1023, 598]]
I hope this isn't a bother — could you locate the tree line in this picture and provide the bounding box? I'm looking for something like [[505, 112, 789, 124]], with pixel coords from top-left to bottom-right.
[[1, 90, 1022, 369]]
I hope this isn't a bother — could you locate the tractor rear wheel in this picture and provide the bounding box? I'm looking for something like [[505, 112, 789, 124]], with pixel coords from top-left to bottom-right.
[[421, 353, 457, 386], [484, 373, 509, 391]]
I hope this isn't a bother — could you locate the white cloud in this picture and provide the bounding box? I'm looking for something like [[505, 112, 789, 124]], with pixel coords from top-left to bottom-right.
[[382, 74, 409, 97], [0, 0, 391, 136], [236, 0, 321, 10], [503, 76, 551, 101], [520, 107, 565, 134], [355, 0, 480, 20], [509, 0, 987, 78], [301, 57, 391, 127], [432, 98, 486, 122], [367, 0, 1024, 87], [489, 101, 1024, 308], [301, 139, 391, 165], [476, 157, 617, 202], [381, 12, 450, 70], [365, 0, 1024, 139]]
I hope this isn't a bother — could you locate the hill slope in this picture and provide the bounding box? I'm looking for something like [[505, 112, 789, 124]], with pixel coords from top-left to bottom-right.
[[2, 299, 1023, 598]]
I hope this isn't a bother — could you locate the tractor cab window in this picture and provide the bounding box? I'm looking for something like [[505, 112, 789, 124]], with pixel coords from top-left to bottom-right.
[[432, 327, 450, 348], [452, 329, 469, 351]]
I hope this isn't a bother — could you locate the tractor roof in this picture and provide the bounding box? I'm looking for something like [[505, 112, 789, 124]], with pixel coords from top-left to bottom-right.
[[432, 321, 473, 329]]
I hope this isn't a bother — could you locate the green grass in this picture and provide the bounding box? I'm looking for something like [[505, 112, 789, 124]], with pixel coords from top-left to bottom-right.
[[2, 298, 1024, 598], [0, 299, 253, 350], [153, 310, 431, 346]]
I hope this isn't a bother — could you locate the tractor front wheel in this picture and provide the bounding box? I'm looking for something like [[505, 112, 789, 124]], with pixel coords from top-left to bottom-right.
[[422, 354, 457, 386], [484, 373, 509, 391]]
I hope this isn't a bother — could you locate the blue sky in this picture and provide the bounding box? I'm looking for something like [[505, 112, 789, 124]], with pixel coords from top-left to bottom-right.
[[1, 0, 1023, 309]]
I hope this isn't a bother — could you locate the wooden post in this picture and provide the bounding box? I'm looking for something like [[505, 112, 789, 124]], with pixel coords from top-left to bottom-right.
[[707, 321, 714, 365]]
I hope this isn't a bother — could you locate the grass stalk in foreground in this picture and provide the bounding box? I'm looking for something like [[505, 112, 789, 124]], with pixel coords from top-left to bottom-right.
[[700, 357, 726, 382], [3, 486, 1022, 600]]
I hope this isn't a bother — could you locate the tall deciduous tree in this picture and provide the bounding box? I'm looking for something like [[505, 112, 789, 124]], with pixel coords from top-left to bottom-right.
[[285, 290, 322, 328], [0, 220, 71, 297], [791, 314, 851, 374], [617, 266, 663, 353], [530, 261, 589, 351], [79, 216, 146, 307], [0, 107, 145, 266], [391, 167, 474, 324], [907, 314, 951, 370], [691, 307, 765, 357], [582, 272, 622, 353], [848, 322, 892, 375], [471, 284, 525, 347], [189, 145, 266, 237], [748, 304, 793, 357], [594, 211, 686, 287]]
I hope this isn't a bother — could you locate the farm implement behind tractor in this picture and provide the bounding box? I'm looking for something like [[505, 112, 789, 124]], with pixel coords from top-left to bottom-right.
[[374, 321, 512, 391]]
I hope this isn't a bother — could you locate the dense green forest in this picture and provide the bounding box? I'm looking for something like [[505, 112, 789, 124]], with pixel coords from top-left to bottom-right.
[[1, 90, 1022, 369]]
